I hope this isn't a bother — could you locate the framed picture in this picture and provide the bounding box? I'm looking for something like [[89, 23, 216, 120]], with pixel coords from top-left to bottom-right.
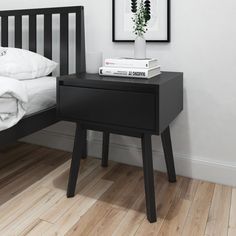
[[112, 0, 170, 42]]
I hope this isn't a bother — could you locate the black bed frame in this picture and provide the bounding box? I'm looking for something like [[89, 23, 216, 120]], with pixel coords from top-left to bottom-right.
[[0, 6, 85, 146]]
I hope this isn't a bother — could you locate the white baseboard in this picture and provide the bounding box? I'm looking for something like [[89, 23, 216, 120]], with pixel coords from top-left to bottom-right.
[[22, 130, 236, 187]]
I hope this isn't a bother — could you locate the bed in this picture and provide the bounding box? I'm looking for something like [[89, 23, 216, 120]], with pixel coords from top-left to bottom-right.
[[0, 6, 85, 146]]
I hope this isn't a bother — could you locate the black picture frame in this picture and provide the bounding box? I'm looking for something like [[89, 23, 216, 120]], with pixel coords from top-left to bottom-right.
[[112, 0, 171, 43]]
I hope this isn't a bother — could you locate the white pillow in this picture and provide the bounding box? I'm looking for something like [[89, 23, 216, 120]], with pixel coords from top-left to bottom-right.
[[0, 47, 58, 80]]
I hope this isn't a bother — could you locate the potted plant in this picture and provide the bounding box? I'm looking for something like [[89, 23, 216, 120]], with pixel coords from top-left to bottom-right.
[[131, 0, 151, 59]]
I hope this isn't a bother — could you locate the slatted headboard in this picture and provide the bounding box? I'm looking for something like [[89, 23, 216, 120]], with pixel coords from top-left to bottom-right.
[[0, 6, 86, 75]]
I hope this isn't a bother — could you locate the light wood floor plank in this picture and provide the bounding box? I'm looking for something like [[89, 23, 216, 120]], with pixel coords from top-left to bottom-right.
[[42, 158, 99, 190], [40, 162, 116, 224], [0, 144, 40, 180], [0, 147, 49, 187], [89, 207, 127, 236], [0, 148, 69, 204], [181, 181, 215, 236], [156, 177, 200, 236], [43, 179, 113, 235], [112, 172, 172, 236], [228, 188, 236, 236], [112, 193, 146, 236], [66, 165, 144, 236], [0, 187, 51, 231], [1, 190, 64, 235], [176, 177, 199, 201], [205, 184, 231, 236], [85, 170, 145, 236], [21, 220, 53, 236], [0, 143, 38, 168], [158, 199, 191, 236], [0, 156, 92, 217], [135, 175, 183, 236], [0, 158, 69, 215]]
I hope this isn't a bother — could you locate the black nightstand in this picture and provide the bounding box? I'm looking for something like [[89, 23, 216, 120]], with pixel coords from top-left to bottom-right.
[[57, 72, 183, 223]]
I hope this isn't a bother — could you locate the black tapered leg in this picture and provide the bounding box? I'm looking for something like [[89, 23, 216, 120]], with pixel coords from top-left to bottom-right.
[[67, 124, 85, 198], [81, 129, 87, 159], [141, 134, 157, 223], [101, 131, 110, 167], [161, 126, 176, 183]]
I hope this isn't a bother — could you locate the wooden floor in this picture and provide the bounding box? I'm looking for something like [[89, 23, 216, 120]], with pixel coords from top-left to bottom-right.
[[0, 143, 235, 236]]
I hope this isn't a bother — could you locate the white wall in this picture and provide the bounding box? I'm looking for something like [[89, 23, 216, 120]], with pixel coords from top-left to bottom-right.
[[3, 0, 236, 186]]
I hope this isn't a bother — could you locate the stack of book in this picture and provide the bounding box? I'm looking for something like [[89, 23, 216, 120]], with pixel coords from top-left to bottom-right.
[[99, 58, 161, 79]]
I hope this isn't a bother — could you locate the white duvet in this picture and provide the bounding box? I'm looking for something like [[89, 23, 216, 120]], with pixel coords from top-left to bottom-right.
[[0, 77, 28, 131]]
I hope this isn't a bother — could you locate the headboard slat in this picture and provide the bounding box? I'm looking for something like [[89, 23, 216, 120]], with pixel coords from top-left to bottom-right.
[[29, 15, 37, 52], [60, 13, 69, 76], [76, 10, 86, 74], [15, 15, 22, 48], [1, 16, 8, 47], [44, 14, 52, 59]]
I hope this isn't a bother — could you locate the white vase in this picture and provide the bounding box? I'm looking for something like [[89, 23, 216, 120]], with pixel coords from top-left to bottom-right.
[[134, 35, 146, 59]]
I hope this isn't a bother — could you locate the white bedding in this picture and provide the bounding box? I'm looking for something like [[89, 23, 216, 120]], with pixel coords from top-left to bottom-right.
[[24, 76, 56, 116], [0, 77, 28, 131], [0, 76, 56, 131]]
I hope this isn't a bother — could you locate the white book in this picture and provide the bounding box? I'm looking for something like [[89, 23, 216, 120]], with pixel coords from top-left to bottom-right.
[[99, 66, 161, 79], [104, 58, 158, 69]]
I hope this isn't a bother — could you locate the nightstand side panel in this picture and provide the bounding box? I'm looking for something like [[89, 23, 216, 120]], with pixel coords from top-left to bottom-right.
[[158, 73, 183, 134]]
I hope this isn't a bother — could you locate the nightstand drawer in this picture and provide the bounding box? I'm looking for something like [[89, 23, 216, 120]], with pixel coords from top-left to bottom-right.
[[58, 86, 156, 130]]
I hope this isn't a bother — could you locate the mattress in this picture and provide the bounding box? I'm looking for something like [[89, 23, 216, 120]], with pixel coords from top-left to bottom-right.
[[24, 76, 56, 116]]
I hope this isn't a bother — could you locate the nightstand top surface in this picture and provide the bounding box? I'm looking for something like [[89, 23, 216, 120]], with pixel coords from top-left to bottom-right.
[[58, 71, 183, 86]]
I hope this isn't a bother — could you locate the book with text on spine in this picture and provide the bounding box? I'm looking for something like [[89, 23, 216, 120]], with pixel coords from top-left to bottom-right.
[[104, 58, 158, 69], [99, 66, 161, 79]]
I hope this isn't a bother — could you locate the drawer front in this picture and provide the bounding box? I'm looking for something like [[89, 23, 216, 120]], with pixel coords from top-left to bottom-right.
[[59, 86, 156, 130]]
